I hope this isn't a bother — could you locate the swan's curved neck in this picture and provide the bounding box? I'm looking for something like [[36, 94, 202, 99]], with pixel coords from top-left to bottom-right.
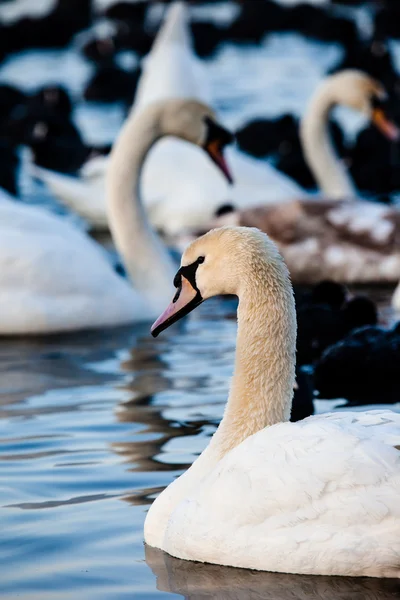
[[106, 104, 176, 315], [209, 263, 296, 457], [300, 84, 355, 199], [144, 255, 296, 548]]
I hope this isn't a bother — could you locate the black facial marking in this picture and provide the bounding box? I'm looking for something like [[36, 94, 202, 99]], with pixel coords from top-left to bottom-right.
[[371, 94, 398, 125], [173, 256, 204, 297], [371, 95, 387, 111], [151, 257, 205, 338], [203, 116, 234, 147], [215, 203, 236, 217]]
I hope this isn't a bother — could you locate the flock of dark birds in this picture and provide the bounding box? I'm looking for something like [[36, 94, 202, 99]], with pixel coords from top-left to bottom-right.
[[292, 280, 399, 421], [0, 0, 399, 416]]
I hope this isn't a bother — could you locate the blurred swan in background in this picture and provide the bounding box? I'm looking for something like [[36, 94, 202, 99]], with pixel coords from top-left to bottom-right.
[[216, 197, 400, 283], [32, 1, 302, 236], [213, 71, 400, 282], [0, 186, 137, 334], [300, 69, 399, 198], [145, 226, 400, 578], [216, 69, 398, 212], [0, 99, 232, 334]]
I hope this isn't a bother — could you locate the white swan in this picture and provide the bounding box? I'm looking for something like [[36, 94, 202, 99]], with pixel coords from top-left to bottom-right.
[[33, 1, 301, 235], [145, 226, 400, 578], [300, 69, 399, 199], [0, 99, 232, 334]]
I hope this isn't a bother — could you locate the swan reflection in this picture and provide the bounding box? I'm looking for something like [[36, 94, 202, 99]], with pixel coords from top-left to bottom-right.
[[145, 545, 400, 600]]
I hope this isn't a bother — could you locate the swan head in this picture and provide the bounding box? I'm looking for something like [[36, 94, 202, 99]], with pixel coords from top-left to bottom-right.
[[325, 70, 399, 141], [159, 99, 234, 183], [151, 226, 287, 337]]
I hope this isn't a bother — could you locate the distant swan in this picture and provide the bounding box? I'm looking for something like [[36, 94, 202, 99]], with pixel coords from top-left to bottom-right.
[[0, 99, 232, 334], [214, 72, 400, 283], [299, 69, 399, 199], [145, 226, 400, 578], [32, 1, 301, 235]]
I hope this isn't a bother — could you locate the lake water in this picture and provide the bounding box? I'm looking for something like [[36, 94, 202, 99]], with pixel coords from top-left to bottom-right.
[[1, 2, 400, 598]]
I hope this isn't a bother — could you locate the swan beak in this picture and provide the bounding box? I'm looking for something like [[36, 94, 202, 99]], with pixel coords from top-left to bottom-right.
[[205, 140, 234, 184], [372, 108, 400, 141], [151, 276, 203, 338]]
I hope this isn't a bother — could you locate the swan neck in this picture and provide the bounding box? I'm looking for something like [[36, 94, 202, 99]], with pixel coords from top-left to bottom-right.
[[210, 265, 297, 458], [106, 104, 176, 315], [300, 85, 355, 199]]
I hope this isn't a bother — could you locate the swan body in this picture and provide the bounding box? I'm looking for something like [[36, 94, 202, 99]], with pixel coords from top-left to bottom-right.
[[161, 411, 400, 578], [0, 188, 139, 334], [218, 198, 400, 283], [145, 226, 400, 577], [33, 1, 302, 235]]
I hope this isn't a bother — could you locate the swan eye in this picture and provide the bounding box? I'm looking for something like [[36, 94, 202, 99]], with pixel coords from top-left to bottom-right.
[[197, 256, 205, 264]]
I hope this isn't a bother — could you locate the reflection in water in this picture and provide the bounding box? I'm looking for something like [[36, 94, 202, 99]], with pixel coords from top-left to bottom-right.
[[146, 545, 400, 600], [111, 328, 216, 505], [0, 325, 145, 407], [111, 301, 235, 486]]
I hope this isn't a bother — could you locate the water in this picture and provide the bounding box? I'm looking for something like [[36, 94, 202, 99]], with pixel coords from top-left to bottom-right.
[[0, 2, 400, 598], [1, 291, 399, 599]]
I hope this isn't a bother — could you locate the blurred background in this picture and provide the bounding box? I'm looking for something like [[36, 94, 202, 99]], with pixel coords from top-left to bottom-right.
[[2, 2, 400, 599], [1, 0, 400, 211]]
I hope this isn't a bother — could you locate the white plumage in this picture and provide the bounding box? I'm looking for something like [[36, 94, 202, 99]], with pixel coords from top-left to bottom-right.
[[0, 190, 140, 334], [165, 411, 400, 577]]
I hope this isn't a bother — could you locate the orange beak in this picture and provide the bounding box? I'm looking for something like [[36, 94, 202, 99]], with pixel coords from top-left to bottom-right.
[[205, 140, 234, 184], [372, 108, 400, 142]]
